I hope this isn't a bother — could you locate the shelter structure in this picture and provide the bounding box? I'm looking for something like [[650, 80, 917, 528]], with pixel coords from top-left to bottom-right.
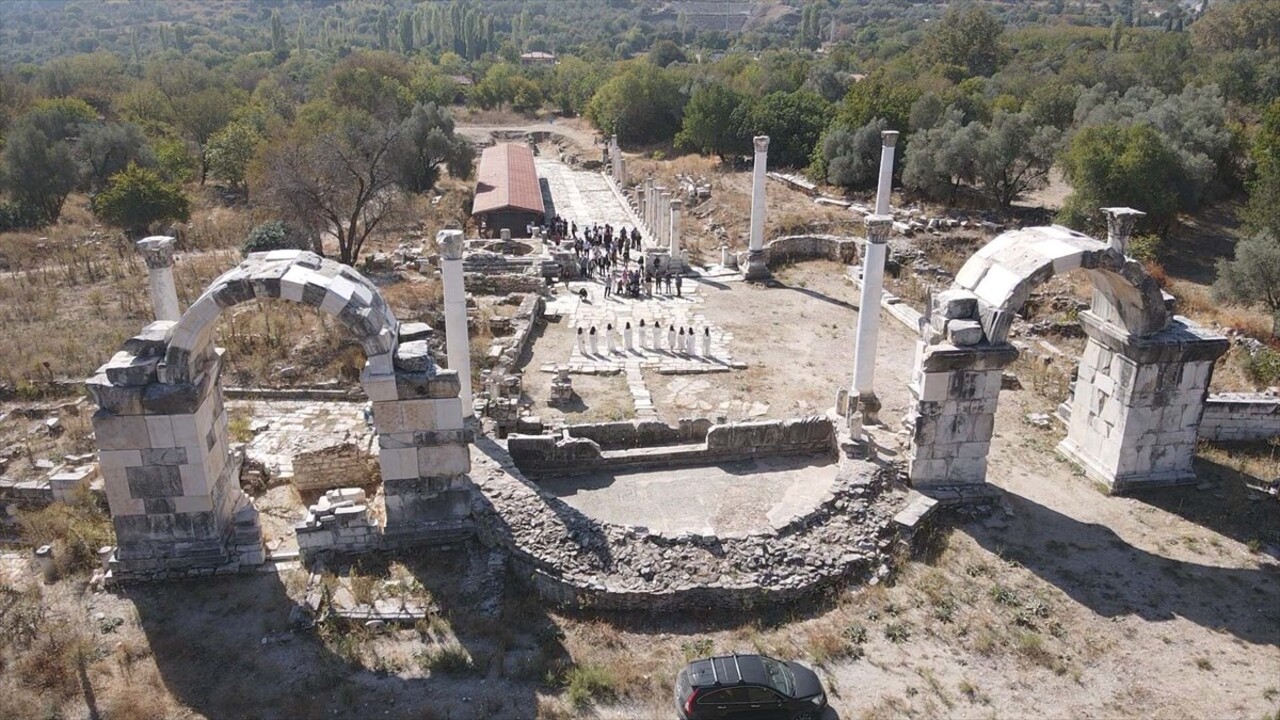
[[472, 143, 545, 238]]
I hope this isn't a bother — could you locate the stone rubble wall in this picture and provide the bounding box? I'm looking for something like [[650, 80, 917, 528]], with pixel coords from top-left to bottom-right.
[[1198, 393, 1280, 442], [295, 488, 380, 557], [764, 235, 860, 268], [464, 272, 546, 296], [563, 418, 713, 449], [508, 416, 836, 479], [487, 294, 545, 378], [470, 435, 904, 612]]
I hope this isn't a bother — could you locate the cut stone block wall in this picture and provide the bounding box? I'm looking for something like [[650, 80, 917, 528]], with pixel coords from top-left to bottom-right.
[[292, 443, 372, 492], [1199, 393, 1280, 442], [563, 418, 713, 449], [464, 272, 546, 295], [295, 488, 381, 557], [905, 343, 1016, 490], [509, 416, 835, 479], [1058, 313, 1228, 492], [764, 234, 860, 268]]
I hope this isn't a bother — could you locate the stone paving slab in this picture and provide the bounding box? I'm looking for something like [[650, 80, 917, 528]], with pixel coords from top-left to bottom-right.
[[536, 158, 643, 238]]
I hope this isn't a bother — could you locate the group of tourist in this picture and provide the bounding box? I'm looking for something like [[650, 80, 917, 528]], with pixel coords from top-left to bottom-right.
[[575, 321, 712, 358]]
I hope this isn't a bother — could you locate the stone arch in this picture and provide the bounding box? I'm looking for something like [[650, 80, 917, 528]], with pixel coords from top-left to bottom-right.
[[163, 250, 399, 386], [905, 222, 1227, 498], [88, 249, 473, 581]]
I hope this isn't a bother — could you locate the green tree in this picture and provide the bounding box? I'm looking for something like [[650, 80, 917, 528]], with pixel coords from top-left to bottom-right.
[[205, 120, 262, 193], [394, 102, 474, 193], [242, 220, 311, 256], [734, 91, 831, 168], [675, 84, 748, 160], [819, 118, 890, 190], [91, 163, 191, 238], [1247, 98, 1280, 237], [972, 112, 1062, 207], [550, 57, 605, 116], [920, 3, 1008, 77], [650, 40, 686, 68], [399, 11, 415, 54], [1213, 233, 1280, 312], [76, 122, 155, 191], [0, 122, 79, 224], [270, 11, 286, 58], [1058, 123, 1181, 235], [377, 8, 391, 51], [903, 109, 981, 202], [585, 63, 684, 146]]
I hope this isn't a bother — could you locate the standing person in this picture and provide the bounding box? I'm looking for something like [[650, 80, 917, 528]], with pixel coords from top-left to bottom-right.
[[667, 323, 676, 352], [686, 327, 696, 354], [676, 273, 683, 298], [589, 326, 599, 355], [638, 319, 647, 350], [576, 327, 586, 355], [702, 327, 711, 357], [653, 321, 663, 350], [606, 323, 617, 353], [665, 272, 673, 295], [603, 270, 612, 299], [677, 327, 686, 355], [623, 322, 633, 351]]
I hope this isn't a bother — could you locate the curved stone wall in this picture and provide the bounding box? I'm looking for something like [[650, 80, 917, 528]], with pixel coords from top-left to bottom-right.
[[764, 234, 861, 269], [470, 435, 904, 611]]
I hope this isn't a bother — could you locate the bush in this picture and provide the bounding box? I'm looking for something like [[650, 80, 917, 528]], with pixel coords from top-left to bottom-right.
[[91, 163, 190, 237], [1244, 346, 1280, 385], [17, 485, 114, 576], [0, 201, 44, 232], [241, 220, 310, 256], [418, 643, 475, 675], [565, 662, 617, 709]]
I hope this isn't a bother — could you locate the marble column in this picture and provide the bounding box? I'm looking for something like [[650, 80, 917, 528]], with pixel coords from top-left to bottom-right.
[[848, 131, 898, 433], [744, 136, 770, 280], [438, 230, 473, 418], [669, 198, 683, 270], [137, 236, 181, 322], [657, 188, 670, 249]]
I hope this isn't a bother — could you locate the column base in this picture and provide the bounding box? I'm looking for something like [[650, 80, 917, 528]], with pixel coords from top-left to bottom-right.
[[744, 250, 770, 281], [853, 392, 881, 425], [1056, 439, 1200, 494]]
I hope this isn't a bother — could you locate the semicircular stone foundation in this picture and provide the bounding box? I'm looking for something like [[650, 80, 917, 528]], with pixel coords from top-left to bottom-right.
[[468, 434, 905, 611]]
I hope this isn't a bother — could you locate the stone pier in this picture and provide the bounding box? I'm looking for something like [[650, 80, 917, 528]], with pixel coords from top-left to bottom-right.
[[669, 198, 683, 271]]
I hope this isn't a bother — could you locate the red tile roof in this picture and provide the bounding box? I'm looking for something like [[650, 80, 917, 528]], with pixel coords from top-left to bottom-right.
[[471, 143, 545, 216]]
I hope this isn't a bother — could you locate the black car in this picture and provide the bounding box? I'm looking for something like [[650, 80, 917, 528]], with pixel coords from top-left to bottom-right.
[[674, 653, 827, 720]]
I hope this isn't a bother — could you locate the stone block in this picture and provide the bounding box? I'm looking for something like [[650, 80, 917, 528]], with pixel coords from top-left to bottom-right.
[[435, 398, 464, 430], [98, 448, 142, 470], [142, 447, 187, 465], [125, 465, 183, 499], [378, 447, 418, 481], [946, 319, 983, 346], [936, 289, 979, 320], [87, 375, 145, 415], [394, 340, 435, 373], [417, 444, 471, 476], [145, 416, 176, 447], [123, 321, 176, 358], [94, 413, 151, 450], [953, 258, 990, 290], [179, 464, 209, 495], [173, 495, 214, 514]]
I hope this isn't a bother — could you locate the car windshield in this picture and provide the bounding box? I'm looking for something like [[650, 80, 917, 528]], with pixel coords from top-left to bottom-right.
[[759, 656, 795, 696]]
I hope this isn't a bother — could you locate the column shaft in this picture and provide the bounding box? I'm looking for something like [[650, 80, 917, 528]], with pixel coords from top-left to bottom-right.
[[439, 230, 473, 418]]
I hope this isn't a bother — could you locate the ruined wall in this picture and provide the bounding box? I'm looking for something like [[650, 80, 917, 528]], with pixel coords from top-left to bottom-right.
[[294, 488, 379, 557], [764, 235, 860, 268], [1199, 393, 1280, 442], [563, 418, 712, 449], [291, 443, 373, 492], [508, 416, 836, 478], [464, 272, 546, 295]]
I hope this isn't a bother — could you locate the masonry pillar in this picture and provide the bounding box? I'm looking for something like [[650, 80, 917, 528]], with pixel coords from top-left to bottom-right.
[[745, 135, 771, 281], [669, 198, 683, 270], [88, 325, 262, 579], [904, 342, 1018, 494], [1058, 313, 1227, 492], [439, 230, 473, 419], [643, 179, 654, 236], [137, 236, 181, 322]]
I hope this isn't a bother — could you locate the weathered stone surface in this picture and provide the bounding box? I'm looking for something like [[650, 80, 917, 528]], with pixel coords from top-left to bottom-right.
[[946, 319, 983, 346], [935, 289, 978, 320], [399, 322, 434, 343], [122, 321, 175, 358], [103, 352, 161, 387], [393, 340, 436, 373]]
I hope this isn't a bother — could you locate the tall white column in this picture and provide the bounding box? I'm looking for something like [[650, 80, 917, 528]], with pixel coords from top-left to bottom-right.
[[137, 236, 181, 322], [657, 188, 670, 248], [438, 230, 473, 419], [849, 130, 898, 433], [643, 179, 654, 236], [669, 198, 683, 270], [744, 135, 770, 280]]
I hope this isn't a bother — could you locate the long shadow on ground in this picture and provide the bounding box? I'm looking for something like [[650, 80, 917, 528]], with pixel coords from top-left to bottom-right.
[[126, 545, 566, 720], [963, 488, 1280, 645]]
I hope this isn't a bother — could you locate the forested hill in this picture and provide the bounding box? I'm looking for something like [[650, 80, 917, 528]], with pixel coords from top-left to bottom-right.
[[0, 0, 1170, 66]]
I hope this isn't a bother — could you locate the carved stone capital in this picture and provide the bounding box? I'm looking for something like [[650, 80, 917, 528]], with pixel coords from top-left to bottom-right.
[[864, 215, 892, 244], [880, 130, 900, 148], [438, 229, 465, 261], [753, 135, 770, 153], [136, 236, 176, 269]]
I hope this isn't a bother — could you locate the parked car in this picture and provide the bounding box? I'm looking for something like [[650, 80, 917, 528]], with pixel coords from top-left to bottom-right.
[[674, 653, 827, 720]]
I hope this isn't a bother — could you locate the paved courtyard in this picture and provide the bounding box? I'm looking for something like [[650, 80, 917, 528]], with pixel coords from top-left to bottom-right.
[[538, 453, 839, 535], [535, 157, 644, 235]]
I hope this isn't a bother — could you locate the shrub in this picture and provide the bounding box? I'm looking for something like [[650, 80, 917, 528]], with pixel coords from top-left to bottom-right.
[[1244, 346, 1280, 385], [565, 662, 617, 709], [17, 485, 114, 575], [0, 201, 44, 232], [418, 643, 475, 675], [241, 220, 311, 257], [91, 163, 190, 238]]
